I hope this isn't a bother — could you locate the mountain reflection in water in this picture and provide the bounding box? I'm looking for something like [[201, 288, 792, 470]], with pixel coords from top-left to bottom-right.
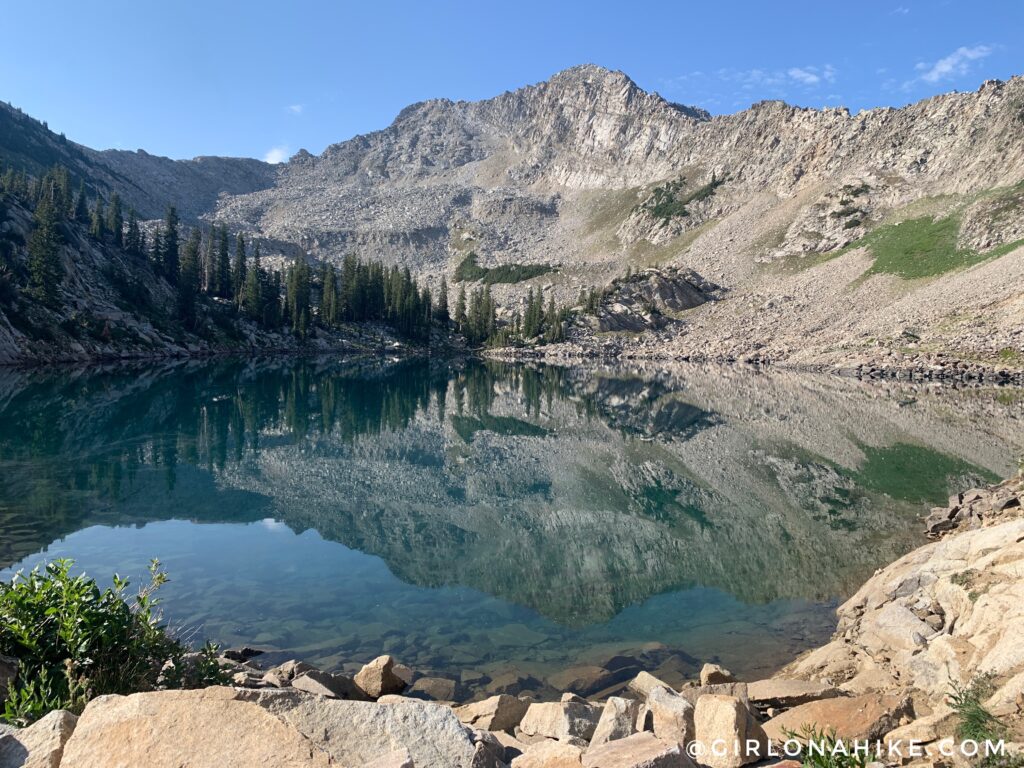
[[0, 358, 1019, 692]]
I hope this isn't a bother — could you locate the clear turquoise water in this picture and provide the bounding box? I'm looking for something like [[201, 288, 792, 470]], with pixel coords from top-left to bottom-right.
[[0, 359, 1016, 695]]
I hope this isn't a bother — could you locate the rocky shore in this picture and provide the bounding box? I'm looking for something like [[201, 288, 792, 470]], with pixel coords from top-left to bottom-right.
[[1, 475, 1022, 767], [488, 345, 1024, 387]]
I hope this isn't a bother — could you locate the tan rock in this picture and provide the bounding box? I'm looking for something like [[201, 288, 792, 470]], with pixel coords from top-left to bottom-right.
[[490, 730, 529, 763], [59, 688, 332, 767], [700, 664, 737, 686], [0, 709, 77, 768], [455, 694, 530, 732], [292, 669, 366, 700], [693, 695, 768, 768], [519, 700, 603, 743], [678, 682, 750, 709], [590, 697, 640, 746], [272, 659, 317, 681], [747, 679, 841, 710], [582, 732, 694, 767], [511, 739, 584, 767], [354, 655, 408, 698], [366, 749, 415, 768], [629, 671, 674, 699], [763, 693, 914, 743], [242, 689, 485, 767], [647, 686, 695, 744]]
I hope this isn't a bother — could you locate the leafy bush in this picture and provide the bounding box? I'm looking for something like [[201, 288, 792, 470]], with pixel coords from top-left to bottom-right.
[[453, 252, 554, 284], [0, 559, 225, 725]]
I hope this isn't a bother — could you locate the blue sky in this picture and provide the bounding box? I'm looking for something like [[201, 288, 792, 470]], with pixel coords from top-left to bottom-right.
[[1, 1, 1019, 162]]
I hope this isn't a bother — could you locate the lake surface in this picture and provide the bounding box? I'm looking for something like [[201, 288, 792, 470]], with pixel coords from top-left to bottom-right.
[[0, 358, 1021, 697]]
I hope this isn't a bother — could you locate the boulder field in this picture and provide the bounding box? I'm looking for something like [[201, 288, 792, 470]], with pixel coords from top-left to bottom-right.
[[1, 476, 1022, 768]]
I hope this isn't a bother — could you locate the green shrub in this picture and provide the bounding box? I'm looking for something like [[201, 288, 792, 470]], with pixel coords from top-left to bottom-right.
[[949, 675, 1004, 742], [0, 559, 225, 725], [453, 252, 554, 284]]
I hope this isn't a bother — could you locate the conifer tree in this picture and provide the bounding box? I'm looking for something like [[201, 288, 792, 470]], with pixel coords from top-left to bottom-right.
[[321, 263, 338, 327], [107, 192, 123, 247], [73, 180, 89, 223], [162, 206, 179, 285], [178, 228, 201, 326], [232, 233, 247, 303], [90, 197, 106, 239], [216, 225, 230, 298], [27, 190, 64, 306], [454, 284, 467, 333], [242, 242, 263, 322], [124, 208, 142, 256], [435, 277, 450, 325]]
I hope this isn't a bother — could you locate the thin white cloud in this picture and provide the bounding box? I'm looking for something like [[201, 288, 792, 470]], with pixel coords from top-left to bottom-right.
[[915, 45, 993, 84], [892, 6, 910, 14], [788, 67, 820, 85], [287, 104, 304, 115], [263, 145, 290, 164]]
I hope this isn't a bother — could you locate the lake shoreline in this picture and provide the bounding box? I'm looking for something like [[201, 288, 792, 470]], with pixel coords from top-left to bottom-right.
[[6, 472, 1020, 766], [487, 346, 1024, 386]]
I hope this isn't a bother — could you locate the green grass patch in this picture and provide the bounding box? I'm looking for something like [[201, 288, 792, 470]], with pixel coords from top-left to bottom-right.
[[840, 215, 1018, 279], [453, 252, 555, 285]]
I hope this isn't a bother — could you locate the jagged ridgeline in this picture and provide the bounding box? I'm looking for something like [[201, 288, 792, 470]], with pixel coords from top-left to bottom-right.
[[4, 63, 1024, 367]]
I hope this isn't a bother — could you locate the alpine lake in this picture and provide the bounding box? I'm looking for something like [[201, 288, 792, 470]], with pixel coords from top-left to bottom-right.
[[1, 358, 1021, 697]]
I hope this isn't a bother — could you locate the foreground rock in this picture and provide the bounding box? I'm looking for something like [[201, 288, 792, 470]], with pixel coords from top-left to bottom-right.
[[59, 689, 332, 768], [746, 679, 840, 712], [455, 694, 530, 733], [785, 517, 1024, 709], [582, 732, 692, 768], [590, 697, 640, 746], [0, 710, 77, 768], [693, 695, 768, 768], [518, 698, 603, 743], [354, 655, 408, 699], [763, 692, 913, 743], [57, 687, 500, 768]]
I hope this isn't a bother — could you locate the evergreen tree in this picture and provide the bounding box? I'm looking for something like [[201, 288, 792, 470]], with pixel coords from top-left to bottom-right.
[[124, 208, 142, 256], [162, 206, 179, 284], [90, 197, 106, 239], [286, 260, 311, 338], [435, 277, 450, 325], [27, 191, 64, 306], [232, 233, 247, 303], [107, 192, 123, 247], [178, 229, 201, 326], [216, 225, 230, 298], [454, 284, 467, 333], [242, 242, 263, 322], [73, 180, 89, 223], [321, 263, 338, 327]]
